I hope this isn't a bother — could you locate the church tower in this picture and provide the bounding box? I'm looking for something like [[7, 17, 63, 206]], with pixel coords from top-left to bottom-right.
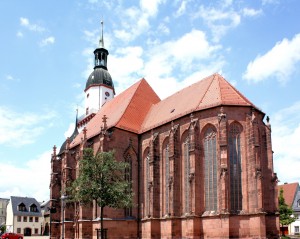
[[78, 21, 115, 129]]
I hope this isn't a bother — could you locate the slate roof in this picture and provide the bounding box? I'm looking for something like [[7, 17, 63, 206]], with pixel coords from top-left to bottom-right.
[[58, 118, 79, 155], [292, 189, 300, 212], [70, 73, 260, 147], [86, 67, 114, 93], [10, 196, 42, 216], [278, 182, 299, 207]]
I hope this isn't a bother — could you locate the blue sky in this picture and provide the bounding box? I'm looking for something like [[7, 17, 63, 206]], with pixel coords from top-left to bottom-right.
[[0, 0, 300, 202]]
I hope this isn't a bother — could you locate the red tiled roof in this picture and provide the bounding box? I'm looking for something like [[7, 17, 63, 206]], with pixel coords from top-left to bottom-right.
[[278, 182, 299, 207], [71, 78, 160, 147], [70, 73, 260, 146], [140, 73, 258, 132]]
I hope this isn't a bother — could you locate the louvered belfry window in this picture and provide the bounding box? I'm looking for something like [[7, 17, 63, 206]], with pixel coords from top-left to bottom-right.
[[204, 127, 218, 211], [229, 123, 242, 212]]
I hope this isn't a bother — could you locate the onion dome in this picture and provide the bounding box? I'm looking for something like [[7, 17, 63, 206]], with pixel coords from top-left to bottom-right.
[[85, 67, 114, 90]]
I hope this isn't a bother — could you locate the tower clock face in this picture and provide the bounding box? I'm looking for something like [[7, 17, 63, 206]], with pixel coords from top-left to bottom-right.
[[105, 91, 110, 97]]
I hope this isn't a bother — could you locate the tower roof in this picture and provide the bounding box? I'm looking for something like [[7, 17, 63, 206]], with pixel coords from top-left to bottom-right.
[[85, 20, 114, 93], [85, 67, 114, 92], [58, 114, 79, 155]]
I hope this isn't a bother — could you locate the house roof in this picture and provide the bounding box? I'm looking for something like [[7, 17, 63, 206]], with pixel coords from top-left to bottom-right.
[[10, 196, 42, 217], [278, 182, 299, 207], [70, 73, 260, 147]]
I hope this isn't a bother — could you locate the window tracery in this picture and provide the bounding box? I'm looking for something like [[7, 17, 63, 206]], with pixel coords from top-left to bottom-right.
[[204, 126, 218, 211], [229, 123, 242, 212]]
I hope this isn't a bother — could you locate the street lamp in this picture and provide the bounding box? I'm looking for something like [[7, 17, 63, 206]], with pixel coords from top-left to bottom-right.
[[61, 195, 68, 239]]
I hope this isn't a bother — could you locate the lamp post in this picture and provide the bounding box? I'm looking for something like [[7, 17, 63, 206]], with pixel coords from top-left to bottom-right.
[[61, 195, 68, 239]]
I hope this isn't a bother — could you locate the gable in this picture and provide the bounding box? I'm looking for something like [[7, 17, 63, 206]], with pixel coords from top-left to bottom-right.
[[140, 73, 259, 133]]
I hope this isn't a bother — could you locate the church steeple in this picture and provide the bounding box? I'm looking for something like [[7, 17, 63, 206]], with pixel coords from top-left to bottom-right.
[[94, 20, 109, 70], [78, 20, 115, 130]]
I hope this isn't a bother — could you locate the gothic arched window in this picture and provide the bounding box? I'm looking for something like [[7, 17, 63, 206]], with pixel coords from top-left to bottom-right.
[[125, 154, 132, 217], [229, 123, 242, 212], [144, 151, 150, 217], [183, 135, 190, 213], [204, 126, 218, 211], [164, 143, 170, 215]]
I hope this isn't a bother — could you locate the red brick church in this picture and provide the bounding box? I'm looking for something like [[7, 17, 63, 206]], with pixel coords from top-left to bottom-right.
[[50, 23, 279, 239]]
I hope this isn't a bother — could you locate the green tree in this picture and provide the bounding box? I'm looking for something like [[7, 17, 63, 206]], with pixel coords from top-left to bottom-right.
[[0, 225, 6, 234], [67, 148, 133, 239], [279, 188, 296, 235]]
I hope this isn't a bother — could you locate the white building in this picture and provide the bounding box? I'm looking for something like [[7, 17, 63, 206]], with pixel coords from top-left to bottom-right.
[[6, 196, 43, 236], [0, 198, 9, 228], [290, 185, 300, 235]]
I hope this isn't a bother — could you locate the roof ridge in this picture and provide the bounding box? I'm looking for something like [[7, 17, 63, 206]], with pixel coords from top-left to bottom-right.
[[196, 73, 216, 108]]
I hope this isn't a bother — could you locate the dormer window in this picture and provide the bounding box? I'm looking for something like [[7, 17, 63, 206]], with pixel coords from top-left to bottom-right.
[[18, 203, 26, 212], [30, 204, 38, 212], [297, 199, 300, 207]]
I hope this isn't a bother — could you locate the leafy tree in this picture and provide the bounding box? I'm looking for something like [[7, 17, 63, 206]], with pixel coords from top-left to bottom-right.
[[0, 225, 6, 233], [67, 148, 133, 239], [278, 188, 296, 235]]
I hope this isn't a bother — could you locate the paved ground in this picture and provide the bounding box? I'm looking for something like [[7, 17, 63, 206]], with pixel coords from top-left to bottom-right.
[[24, 237, 49, 239]]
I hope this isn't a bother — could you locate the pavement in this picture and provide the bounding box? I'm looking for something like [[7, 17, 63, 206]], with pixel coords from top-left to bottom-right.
[[24, 237, 49, 239]]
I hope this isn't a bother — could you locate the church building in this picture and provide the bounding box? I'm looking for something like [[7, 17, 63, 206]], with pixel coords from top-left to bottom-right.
[[49, 23, 279, 239]]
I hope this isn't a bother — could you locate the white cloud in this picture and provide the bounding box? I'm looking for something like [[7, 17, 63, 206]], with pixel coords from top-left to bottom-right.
[[16, 31, 23, 38], [40, 36, 55, 47], [140, 0, 165, 16], [0, 106, 56, 147], [243, 33, 300, 83], [110, 46, 144, 92], [64, 123, 76, 138], [6, 75, 15, 81], [113, 0, 165, 42], [272, 101, 300, 184], [142, 29, 223, 98], [242, 8, 263, 17], [194, 5, 241, 42], [0, 150, 51, 202], [174, 0, 187, 17], [157, 23, 170, 35], [20, 17, 45, 32]]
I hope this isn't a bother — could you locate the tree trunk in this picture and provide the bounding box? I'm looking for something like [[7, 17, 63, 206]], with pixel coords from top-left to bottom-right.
[[100, 206, 104, 239]]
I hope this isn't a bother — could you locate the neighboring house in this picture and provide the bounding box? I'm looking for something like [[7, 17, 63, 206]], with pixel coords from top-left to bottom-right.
[[40, 200, 50, 236], [6, 196, 43, 236], [278, 182, 300, 235], [49, 22, 279, 239], [0, 198, 9, 228]]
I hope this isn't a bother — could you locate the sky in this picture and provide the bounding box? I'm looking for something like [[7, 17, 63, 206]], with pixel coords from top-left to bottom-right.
[[0, 0, 300, 202]]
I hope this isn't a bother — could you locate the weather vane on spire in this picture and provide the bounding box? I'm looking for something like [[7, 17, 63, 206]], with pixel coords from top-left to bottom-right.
[[99, 19, 104, 48]]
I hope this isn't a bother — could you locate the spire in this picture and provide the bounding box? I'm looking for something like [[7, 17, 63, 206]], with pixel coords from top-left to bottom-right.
[[93, 19, 109, 70], [99, 20, 104, 48]]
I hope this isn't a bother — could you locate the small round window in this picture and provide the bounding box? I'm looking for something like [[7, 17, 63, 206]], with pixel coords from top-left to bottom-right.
[[105, 91, 110, 97]]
